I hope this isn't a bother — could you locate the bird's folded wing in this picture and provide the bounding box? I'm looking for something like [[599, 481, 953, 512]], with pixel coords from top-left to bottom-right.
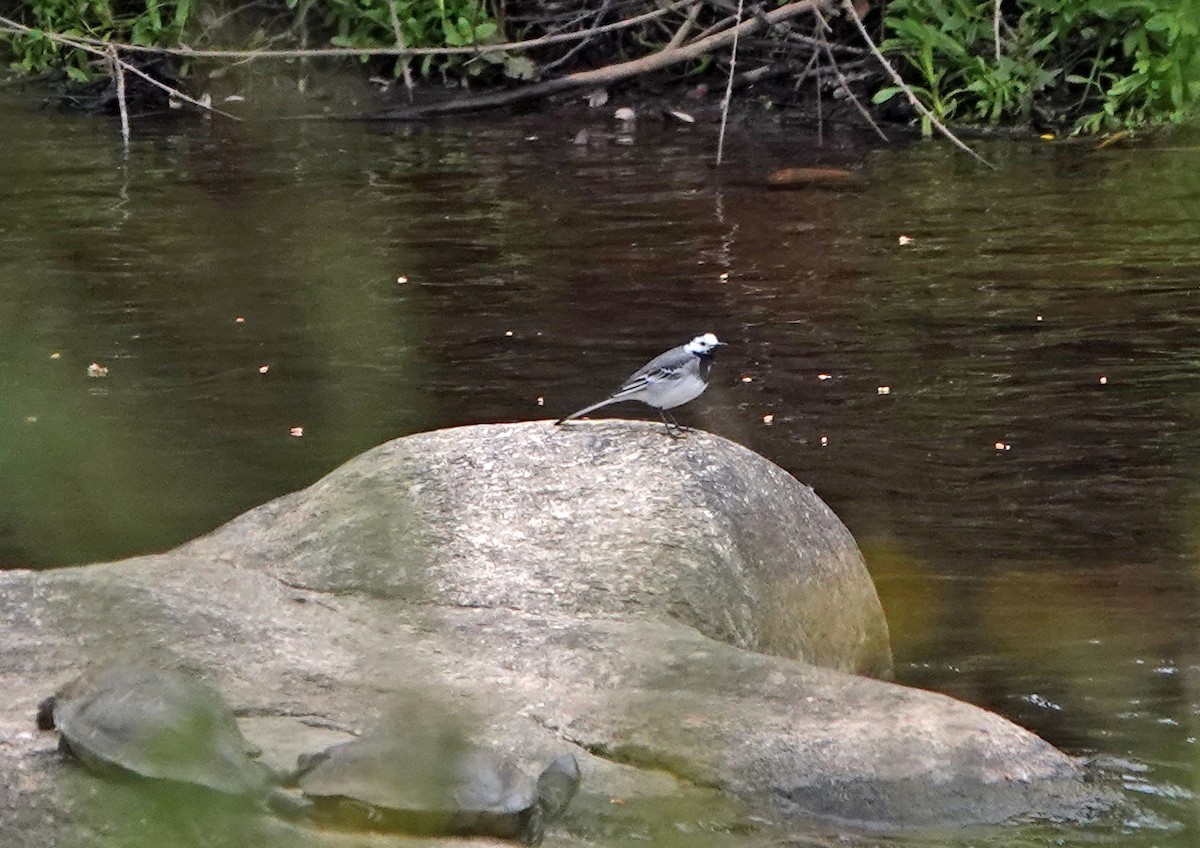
[[612, 364, 686, 398]]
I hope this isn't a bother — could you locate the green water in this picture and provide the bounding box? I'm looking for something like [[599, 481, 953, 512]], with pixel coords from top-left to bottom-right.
[[2, 82, 1199, 844]]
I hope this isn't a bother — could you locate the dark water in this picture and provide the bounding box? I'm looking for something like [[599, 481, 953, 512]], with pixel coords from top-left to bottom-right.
[[2, 81, 1199, 844]]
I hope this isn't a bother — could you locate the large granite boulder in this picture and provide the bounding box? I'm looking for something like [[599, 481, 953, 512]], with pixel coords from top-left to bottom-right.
[[179, 421, 892, 678], [0, 422, 1111, 848]]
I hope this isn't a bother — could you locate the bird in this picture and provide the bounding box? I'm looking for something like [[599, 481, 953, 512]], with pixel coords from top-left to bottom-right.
[[555, 333, 725, 435]]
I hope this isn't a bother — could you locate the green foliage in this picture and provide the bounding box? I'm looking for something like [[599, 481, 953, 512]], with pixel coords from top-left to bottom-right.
[[877, 0, 1200, 134], [307, 0, 523, 80], [2, 0, 524, 85], [5, 0, 194, 81]]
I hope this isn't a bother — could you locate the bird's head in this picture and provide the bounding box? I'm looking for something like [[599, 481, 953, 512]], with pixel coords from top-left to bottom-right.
[[686, 333, 725, 355]]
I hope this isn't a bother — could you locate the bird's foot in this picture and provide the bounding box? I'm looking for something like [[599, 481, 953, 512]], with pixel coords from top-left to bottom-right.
[[662, 423, 689, 440]]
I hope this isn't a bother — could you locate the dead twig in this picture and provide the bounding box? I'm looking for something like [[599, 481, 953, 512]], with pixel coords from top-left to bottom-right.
[[689, 14, 738, 44], [107, 44, 130, 147], [541, 0, 612, 72], [993, 0, 1002, 61], [813, 5, 887, 141], [838, 0, 995, 168], [716, 0, 745, 166], [792, 36, 822, 89], [666, 1, 703, 50]]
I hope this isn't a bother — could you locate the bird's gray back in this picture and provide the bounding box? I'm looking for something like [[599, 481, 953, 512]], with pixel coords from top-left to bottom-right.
[[620, 344, 693, 389]]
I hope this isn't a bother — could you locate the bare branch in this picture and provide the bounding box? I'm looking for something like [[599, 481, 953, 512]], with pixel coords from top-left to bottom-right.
[[716, 0, 745, 166], [541, 0, 613, 73], [107, 45, 130, 148], [666, 1, 703, 50], [992, 0, 1002, 61], [812, 5, 887, 141]]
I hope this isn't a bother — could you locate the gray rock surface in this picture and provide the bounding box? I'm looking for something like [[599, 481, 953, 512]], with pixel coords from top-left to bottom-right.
[[0, 421, 1110, 848], [179, 421, 893, 678]]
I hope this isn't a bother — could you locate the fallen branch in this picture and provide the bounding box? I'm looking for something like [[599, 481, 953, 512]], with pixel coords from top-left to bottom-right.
[[839, 0, 995, 169], [368, 0, 829, 120]]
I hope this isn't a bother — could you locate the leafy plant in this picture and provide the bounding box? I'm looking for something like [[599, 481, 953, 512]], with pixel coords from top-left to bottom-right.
[[296, 0, 525, 81], [5, 0, 194, 81], [2, 0, 525, 85], [876, 0, 1200, 134]]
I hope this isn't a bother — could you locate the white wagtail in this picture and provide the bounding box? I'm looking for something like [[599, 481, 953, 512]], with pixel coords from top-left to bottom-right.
[[555, 333, 725, 435]]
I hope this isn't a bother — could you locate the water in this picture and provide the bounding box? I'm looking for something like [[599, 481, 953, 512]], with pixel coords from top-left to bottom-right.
[[2, 80, 1199, 844]]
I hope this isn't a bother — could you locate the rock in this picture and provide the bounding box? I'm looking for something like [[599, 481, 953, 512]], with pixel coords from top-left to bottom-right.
[[179, 421, 893, 678], [0, 422, 1113, 848]]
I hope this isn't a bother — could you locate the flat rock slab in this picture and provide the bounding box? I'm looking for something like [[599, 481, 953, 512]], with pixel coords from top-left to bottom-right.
[[0, 422, 1112, 847]]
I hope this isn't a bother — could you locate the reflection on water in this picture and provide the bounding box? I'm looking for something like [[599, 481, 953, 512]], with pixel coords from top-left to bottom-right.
[[2, 87, 1199, 844]]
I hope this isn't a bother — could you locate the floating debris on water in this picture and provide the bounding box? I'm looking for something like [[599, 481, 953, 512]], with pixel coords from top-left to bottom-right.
[[86, 362, 108, 378]]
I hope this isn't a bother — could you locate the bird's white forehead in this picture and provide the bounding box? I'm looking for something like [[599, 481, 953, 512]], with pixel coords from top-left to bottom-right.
[[686, 332, 721, 352]]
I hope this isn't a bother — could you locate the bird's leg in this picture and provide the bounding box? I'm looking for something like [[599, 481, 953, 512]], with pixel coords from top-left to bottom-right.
[[666, 409, 693, 434], [659, 410, 688, 439]]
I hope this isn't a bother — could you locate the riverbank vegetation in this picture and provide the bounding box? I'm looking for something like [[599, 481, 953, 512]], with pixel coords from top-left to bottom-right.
[[1, 0, 1196, 134]]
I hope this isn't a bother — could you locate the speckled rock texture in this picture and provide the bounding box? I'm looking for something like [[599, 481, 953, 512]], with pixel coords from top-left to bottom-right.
[[0, 421, 1112, 848], [179, 420, 892, 678]]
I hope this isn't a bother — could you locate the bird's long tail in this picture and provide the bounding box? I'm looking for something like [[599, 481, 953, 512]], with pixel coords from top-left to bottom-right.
[[555, 396, 621, 425]]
